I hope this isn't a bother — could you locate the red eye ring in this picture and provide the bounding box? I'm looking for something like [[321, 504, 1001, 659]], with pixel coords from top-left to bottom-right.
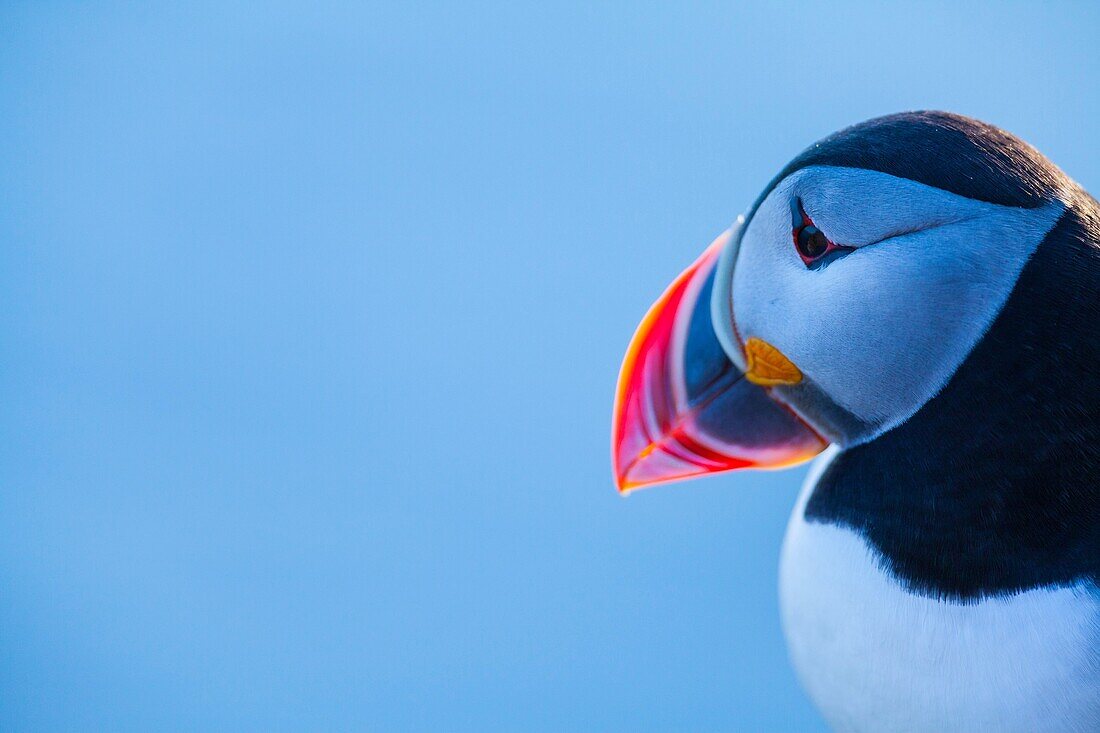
[[792, 199, 854, 267]]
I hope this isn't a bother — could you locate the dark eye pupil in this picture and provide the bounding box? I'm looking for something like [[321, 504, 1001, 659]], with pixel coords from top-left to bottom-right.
[[797, 226, 828, 259]]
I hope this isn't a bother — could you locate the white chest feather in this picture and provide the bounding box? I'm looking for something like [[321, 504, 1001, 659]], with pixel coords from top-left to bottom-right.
[[779, 450, 1100, 733]]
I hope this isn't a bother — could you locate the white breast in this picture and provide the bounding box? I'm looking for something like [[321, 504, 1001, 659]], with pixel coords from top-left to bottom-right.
[[779, 448, 1100, 733]]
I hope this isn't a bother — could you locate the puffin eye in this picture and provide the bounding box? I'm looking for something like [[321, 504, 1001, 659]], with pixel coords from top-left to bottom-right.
[[797, 225, 829, 259], [791, 198, 853, 268]]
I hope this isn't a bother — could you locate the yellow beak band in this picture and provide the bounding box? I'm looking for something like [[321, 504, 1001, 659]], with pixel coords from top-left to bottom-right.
[[744, 337, 803, 387]]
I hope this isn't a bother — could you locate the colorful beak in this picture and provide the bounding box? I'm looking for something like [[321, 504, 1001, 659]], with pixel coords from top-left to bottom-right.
[[611, 229, 826, 493]]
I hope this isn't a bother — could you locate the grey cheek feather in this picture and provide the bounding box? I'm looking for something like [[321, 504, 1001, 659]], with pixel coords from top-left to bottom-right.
[[771, 379, 874, 446], [723, 167, 1065, 446]]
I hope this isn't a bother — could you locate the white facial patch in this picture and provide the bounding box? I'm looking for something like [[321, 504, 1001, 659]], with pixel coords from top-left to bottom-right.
[[727, 166, 1063, 442]]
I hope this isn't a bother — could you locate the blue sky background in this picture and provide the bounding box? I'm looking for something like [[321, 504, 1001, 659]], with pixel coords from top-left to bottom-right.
[[1, 2, 1098, 731]]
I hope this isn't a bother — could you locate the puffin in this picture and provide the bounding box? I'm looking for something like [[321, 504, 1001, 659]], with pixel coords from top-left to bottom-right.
[[611, 111, 1099, 732]]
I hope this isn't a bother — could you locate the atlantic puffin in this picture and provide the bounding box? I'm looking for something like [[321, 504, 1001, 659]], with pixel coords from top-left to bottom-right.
[[611, 111, 1099, 732]]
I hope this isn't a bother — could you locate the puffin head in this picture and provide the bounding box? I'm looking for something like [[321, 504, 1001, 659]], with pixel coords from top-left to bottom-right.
[[612, 111, 1074, 492]]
